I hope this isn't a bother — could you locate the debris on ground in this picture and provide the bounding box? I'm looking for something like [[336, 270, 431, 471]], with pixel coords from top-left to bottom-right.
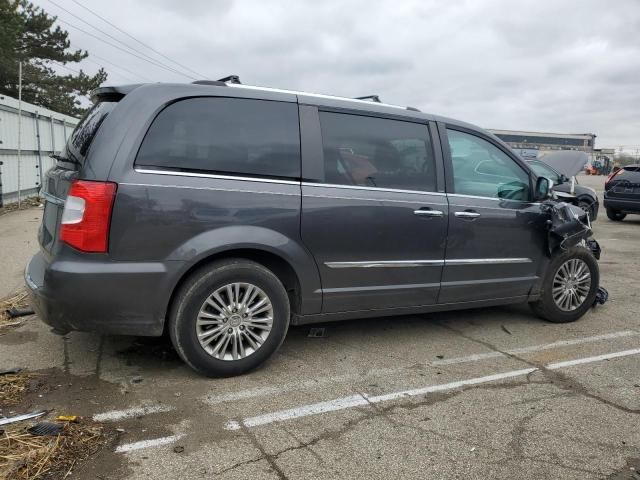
[[0, 196, 42, 216], [56, 416, 78, 423], [0, 368, 21, 376], [501, 325, 512, 335], [6, 307, 35, 319], [0, 418, 112, 480], [27, 422, 64, 437], [0, 373, 35, 408], [593, 286, 609, 307], [0, 291, 32, 332], [0, 411, 47, 427], [173, 445, 184, 454], [307, 327, 327, 338]]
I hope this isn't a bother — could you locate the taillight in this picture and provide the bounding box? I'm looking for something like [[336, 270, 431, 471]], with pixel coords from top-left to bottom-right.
[[60, 180, 117, 253]]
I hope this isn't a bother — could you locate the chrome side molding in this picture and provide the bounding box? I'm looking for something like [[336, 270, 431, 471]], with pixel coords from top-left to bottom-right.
[[325, 260, 445, 268], [325, 258, 532, 268]]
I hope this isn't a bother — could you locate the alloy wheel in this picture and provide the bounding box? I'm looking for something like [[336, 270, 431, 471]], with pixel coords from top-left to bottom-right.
[[196, 282, 273, 361], [552, 258, 591, 312]]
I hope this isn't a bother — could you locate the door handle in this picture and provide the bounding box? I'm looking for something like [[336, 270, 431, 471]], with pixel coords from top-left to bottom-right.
[[414, 209, 444, 217], [455, 211, 481, 219]]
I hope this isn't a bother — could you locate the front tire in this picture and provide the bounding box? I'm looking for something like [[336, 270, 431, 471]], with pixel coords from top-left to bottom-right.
[[530, 247, 599, 323], [169, 259, 290, 377], [606, 208, 626, 221]]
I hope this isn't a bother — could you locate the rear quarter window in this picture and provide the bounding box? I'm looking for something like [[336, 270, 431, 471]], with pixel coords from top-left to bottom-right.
[[135, 97, 301, 179], [67, 101, 116, 165]]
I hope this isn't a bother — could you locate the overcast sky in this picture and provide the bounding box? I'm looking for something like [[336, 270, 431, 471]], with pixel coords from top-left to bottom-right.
[[35, 0, 640, 150]]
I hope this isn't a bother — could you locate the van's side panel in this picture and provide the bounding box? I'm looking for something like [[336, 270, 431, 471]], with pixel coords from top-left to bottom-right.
[[109, 170, 322, 315]]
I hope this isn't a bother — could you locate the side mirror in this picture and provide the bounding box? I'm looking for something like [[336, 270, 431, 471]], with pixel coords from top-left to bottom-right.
[[534, 176, 554, 201], [558, 174, 569, 184]]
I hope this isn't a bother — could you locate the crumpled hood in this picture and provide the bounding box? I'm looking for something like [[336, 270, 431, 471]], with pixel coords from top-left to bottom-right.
[[538, 150, 589, 178]]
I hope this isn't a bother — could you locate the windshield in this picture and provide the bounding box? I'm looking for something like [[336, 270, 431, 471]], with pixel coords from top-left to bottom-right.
[[65, 101, 116, 165]]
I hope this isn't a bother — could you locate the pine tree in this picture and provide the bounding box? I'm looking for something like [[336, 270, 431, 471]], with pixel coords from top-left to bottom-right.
[[0, 0, 107, 117]]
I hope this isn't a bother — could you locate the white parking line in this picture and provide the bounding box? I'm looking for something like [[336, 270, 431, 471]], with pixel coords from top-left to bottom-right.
[[224, 348, 640, 430], [204, 330, 638, 405], [94, 404, 175, 422], [225, 395, 371, 430], [115, 434, 185, 453], [547, 348, 640, 369]]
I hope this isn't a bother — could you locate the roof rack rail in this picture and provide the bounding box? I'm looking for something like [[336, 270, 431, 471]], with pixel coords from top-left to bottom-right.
[[192, 80, 226, 86], [355, 95, 381, 103], [217, 75, 242, 84], [406, 106, 421, 112]]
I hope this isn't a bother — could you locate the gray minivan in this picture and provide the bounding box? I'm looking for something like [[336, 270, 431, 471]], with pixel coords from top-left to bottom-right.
[[25, 79, 602, 376]]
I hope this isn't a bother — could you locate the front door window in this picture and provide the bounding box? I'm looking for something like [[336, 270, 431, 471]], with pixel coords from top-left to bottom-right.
[[447, 129, 530, 201]]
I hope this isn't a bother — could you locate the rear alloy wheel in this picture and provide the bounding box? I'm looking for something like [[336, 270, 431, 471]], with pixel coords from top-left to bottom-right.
[[606, 208, 626, 221], [531, 246, 599, 323], [196, 282, 274, 361], [169, 259, 290, 377]]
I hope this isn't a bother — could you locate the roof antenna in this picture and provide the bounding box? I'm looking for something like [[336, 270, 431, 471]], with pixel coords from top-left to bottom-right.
[[355, 95, 381, 103], [217, 75, 242, 84]]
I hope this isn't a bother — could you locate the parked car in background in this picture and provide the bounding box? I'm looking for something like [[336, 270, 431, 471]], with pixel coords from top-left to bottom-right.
[[25, 80, 603, 377], [525, 157, 599, 219], [604, 165, 640, 221]]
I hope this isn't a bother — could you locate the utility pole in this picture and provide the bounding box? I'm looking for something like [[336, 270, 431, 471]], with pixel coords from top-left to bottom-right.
[[17, 61, 22, 209]]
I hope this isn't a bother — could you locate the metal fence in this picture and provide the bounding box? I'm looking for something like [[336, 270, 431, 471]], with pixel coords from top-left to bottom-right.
[[0, 94, 79, 206]]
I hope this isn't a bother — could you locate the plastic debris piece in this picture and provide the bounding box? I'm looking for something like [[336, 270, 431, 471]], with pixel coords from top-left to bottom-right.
[[56, 415, 78, 422], [0, 367, 22, 375], [6, 307, 35, 318], [28, 422, 64, 436], [0, 410, 46, 426], [173, 446, 185, 453], [593, 286, 609, 307], [501, 325, 512, 335], [308, 327, 327, 338]]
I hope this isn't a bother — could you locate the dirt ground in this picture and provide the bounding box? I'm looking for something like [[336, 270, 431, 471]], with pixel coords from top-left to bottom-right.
[[0, 174, 638, 479]]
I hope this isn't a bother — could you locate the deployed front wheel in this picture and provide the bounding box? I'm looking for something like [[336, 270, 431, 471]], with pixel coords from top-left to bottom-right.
[[531, 247, 599, 323], [169, 259, 290, 377]]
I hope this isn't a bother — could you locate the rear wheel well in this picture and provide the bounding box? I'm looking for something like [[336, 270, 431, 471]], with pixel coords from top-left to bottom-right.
[[164, 249, 301, 333]]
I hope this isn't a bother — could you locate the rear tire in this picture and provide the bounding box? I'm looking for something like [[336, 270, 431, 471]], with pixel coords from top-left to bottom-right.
[[606, 208, 626, 221], [530, 247, 599, 324], [169, 259, 290, 377]]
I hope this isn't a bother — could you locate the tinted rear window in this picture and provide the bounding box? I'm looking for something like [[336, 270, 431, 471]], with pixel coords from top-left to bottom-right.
[[66, 101, 116, 165], [135, 98, 300, 179]]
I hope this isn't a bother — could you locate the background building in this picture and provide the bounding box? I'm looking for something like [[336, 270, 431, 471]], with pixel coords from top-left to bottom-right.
[[487, 129, 596, 161], [0, 94, 78, 206]]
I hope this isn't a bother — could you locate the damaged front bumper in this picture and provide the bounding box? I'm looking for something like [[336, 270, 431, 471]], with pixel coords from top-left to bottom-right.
[[541, 200, 608, 306]]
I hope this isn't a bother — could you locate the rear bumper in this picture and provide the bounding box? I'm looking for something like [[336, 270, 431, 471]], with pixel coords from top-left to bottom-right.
[[25, 251, 175, 336], [603, 195, 640, 213]]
